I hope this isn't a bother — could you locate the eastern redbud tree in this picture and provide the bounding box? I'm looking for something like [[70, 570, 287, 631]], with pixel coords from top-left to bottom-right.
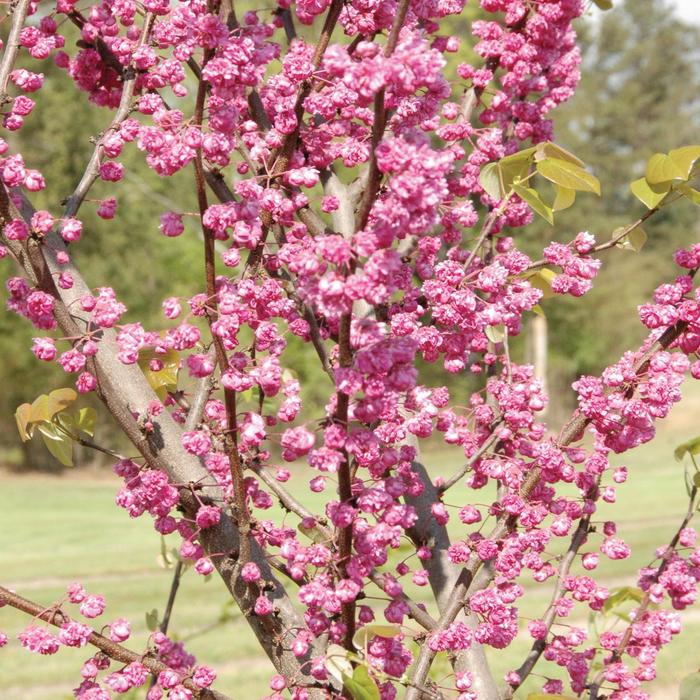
[[1, 0, 700, 698]]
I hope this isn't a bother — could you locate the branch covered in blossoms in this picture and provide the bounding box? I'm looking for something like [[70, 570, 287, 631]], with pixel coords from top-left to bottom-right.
[[0, 0, 699, 698]]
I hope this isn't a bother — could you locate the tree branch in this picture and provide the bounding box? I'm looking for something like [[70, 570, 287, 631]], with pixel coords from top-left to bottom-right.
[[0, 185, 332, 697], [405, 308, 697, 699], [0, 585, 231, 700], [0, 0, 31, 97]]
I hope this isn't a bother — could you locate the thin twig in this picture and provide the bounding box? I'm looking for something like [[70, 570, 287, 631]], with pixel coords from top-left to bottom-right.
[[0, 585, 231, 700], [438, 420, 503, 494], [405, 307, 697, 698], [525, 207, 660, 272], [0, 0, 31, 97], [588, 485, 698, 699], [63, 13, 155, 219]]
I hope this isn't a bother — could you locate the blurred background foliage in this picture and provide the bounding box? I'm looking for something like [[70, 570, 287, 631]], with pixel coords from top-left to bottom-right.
[[2, 0, 699, 469]]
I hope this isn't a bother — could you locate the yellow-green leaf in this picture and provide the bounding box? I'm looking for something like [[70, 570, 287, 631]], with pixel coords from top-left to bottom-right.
[[616, 227, 647, 253], [512, 183, 554, 225], [47, 388, 78, 416], [531, 304, 546, 317], [675, 436, 700, 462], [30, 394, 52, 423], [552, 186, 576, 212], [39, 423, 74, 467], [498, 148, 535, 188], [15, 403, 33, 442], [342, 665, 380, 700], [629, 177, 668, 209], [479, 162, 503, 200], [75, 406, 97, 437], [668, 145, 700, 179], [139, 348, 180, 393], [527, 268, 557, 299], [534, 142, 585, 167], [677, 183, 700, 206], [325, 644, 353, 683], [485, 324, 506, 343], [645, 153, 686, 185], [145, 609, 160, 632], [536, 158, 601, 196], [352, 624, 401, 649], [591, 0, 612, 9]]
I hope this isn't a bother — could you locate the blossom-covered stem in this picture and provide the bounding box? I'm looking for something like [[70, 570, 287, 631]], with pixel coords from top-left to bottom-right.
[[62, 12, 155, 219], [407, 312, 696, 698], [67, 10, 127, 79], [438, 420, 503, 494], [509, 499, 596, 693], [192, 22, 252, 566], [336, 310, 356, 650], [588, 485, 698, 700], [526, 207, 660, 271], [0, 585, 231, 700], [367, 570, 438, 631], [355, 0, 411, 230], [0, 0, 30, 97], [464, 197, 511, 274], [251, 461, 332, 541], [246, 0, 344, 273], [1, 186, 322, 690]]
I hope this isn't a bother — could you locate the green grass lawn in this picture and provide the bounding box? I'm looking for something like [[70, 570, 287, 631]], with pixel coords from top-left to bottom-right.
[[3, 384, 700, 699]]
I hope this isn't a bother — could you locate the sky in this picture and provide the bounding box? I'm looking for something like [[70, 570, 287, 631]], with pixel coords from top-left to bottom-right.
[[671, 0, 700, 24]]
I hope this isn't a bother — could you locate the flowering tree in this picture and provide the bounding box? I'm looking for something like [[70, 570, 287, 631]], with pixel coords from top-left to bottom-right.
[[1, 0, 700, 698]]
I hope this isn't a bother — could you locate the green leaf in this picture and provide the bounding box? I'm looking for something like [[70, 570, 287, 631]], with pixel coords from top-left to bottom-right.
[[47, 388, 78, 416], [629, 177, 668, 209], [498, 148, 535, 188], [536, 157, 601, 196], [15, 403, 33, 442], [591, 0, 612, 9], [694, 472, 700, 488], [145, 609, 160, 632], [677, 183, 700, 206], [74, 406, 97, 437], [602, 586, 644, 615], [30, 394, 52, 423], [28, 389, 77, 425], [512, 183, 554, 225], [325, 644, 353, 683], [675, 436, 700, 462], [342, 665, 380, 700], [479, 149, 538, 200], [552, 186, 576, 212], [139, 348, 180, 394], [527, 268, 558, 299], [616, 227, 647, 253], [39, 423, 74, 467], [668, 145, 700, 179], [680, 673, 700, 700], [485, 324, 506, 344], [479, 162, 503, 200], [531, 304, 546, 318], [645, 153, 686, 185], [534, 142, 585, 167], [352, 624, 401, 649]]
